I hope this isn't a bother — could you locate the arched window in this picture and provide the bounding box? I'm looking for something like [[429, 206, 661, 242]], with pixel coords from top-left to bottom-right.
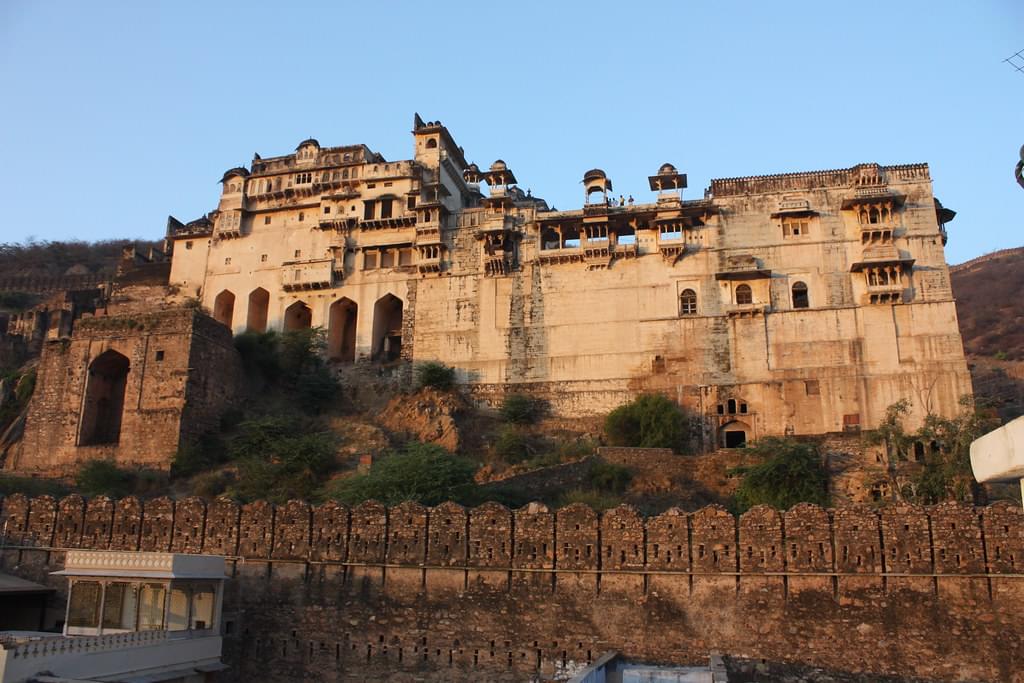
[[735, 284, 752, 305], [425, 138, 438, 149], [792, 281, 809, 309], [869, 208, 880, 224], [679, 289, 697, 316]]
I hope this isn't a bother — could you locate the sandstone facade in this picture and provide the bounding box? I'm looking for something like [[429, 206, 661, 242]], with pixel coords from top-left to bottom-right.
[[166, 115, 969, 445]]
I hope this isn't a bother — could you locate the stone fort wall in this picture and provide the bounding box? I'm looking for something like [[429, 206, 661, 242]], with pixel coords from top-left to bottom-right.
[[1, 493, 1021, 682]]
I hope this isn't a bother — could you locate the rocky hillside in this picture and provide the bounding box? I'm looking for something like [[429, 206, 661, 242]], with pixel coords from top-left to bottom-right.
[[952, 247, 1024, 360], [951, 246, 1024, 421]]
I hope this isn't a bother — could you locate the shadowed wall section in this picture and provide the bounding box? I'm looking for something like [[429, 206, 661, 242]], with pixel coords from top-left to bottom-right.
[[1, 494, 1021, 682]]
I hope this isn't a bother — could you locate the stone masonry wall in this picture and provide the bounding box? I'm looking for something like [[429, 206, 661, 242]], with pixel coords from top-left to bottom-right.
[[1, 493, 1022, 682], [11, 308, 241, 474]]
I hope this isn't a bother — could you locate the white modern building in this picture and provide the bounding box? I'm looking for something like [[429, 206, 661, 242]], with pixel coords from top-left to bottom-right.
[[0, 550, 228, 683]]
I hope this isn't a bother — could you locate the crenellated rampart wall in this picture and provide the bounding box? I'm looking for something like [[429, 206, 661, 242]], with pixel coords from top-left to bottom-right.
[[2, 493, 1022, 682]]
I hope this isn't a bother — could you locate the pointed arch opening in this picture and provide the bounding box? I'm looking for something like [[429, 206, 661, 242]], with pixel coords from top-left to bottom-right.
[[213, 290, 235, 329], [284, 301, 312, 331], [371, 294, 403, 363], [246, 288, 269, 333], [79, 350, 130, 446], [328, 298, 358, 362]]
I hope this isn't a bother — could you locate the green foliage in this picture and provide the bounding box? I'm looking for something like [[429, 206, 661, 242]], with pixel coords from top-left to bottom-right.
[[494, 425, 533, 464], [0, 367, 36, 432], [604, 393, 691, 452], [730, 438, 829, 513], [233, 329, 338, 413], [416, 361, 456, 391], [500, 394, 544, 424], [228, 417, 336, 503], [171, 432, 226, 479], [326, 442, 477, 506], [587, 460, 632, 494], [75, 460, 137, 498], [234, 331, 281, 381], [913, 396, 998, 504]]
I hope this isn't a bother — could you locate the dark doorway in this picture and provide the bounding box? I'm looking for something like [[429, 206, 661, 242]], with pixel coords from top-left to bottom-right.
[[79, 350, 130, 446], [372, 294, 403, 362], [328, 298, 358, 362], [724, 430, 747, 448]]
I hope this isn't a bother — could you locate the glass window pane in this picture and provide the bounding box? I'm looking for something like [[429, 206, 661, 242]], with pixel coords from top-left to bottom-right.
[[167, 587, 189, 631], [101, 582, 138, 630], [68, 581, 101, 628], [137, 584, 166, 631], [191, 585, 215, 630]]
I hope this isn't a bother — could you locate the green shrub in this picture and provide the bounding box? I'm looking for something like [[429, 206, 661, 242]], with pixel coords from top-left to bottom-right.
[[171, 432, 226, 479], [587, 461, 632, 494], [500, 394, 544, 424], [494, 425, 533, 464], [730, 438, 828, 513], [75, 460, 136, 498], [416, 362, 456, 391], [295, 366, 340, 414], [233, 331, 281, 380], [230, 430, 335, 503], [604, 394, 690, 452], [325, 442, 476, 506]]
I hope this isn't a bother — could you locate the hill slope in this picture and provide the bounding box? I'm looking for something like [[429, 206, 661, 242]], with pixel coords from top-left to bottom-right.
[[951, 246, 1024, 421], [951, 247, 1024, 360]]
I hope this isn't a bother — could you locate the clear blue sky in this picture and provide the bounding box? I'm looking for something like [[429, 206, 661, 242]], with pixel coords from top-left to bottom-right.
[[1, 1, 1021, 264]]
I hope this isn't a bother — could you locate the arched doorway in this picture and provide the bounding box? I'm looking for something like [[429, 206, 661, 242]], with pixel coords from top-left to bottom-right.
[[719, 420, 751, 449], [371, 294, 403, 362], [246, 288, 269, 333], [79, 350, 130, 446], [284, 301, 312, 331], [213, 290, 235, 329], [328, 298, 358, 362]]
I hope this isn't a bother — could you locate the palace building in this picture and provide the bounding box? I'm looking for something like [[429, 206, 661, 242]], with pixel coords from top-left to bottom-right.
[[9, 114, 971, 471]]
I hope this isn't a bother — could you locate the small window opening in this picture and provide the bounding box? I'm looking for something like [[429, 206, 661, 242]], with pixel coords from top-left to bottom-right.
[[735, 284, 752, 305]]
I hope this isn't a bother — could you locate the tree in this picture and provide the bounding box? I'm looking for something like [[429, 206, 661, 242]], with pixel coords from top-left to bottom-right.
[[326, 442, 477, 506], [730, 438, 829, 512], [226, 415, 336, 502], [416, 362, 456, 391], [914, 396, 998, 504], [500, 394, 545, 424], [863, 400, 914, 502], [604, 394, 691, 452]]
